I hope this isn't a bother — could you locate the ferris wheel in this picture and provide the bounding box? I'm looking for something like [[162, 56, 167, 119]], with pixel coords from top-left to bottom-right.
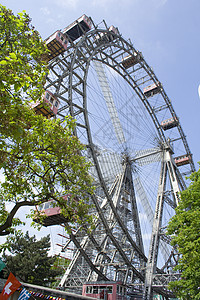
[[42, 15, 195, 300]]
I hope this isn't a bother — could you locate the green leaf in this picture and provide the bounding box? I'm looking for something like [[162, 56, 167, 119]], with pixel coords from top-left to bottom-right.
[[167, 163, 200, 299], [9, 53, 17, 60], [0, 4, 93, 241], [0, 60, 7, 65]]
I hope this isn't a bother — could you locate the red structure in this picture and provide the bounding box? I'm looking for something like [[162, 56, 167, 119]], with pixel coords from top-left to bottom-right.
[[160, 117, 178, 131], [63, 14, 92, 41], [31, 90, 60, 118], [44, 30, 68, 61], [143, 83, 160, 98], [174, 154, 191, 167], [82, 281, 127, 300], [121, 52, 141, 69], [34, 195, 71, 227]]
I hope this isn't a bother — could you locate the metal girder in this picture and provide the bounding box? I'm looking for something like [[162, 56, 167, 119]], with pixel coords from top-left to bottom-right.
[[153, 273, 181, 288], [59, 161, 145, 290], [142, 146, 182, 300], [45, 19, 195, 297]]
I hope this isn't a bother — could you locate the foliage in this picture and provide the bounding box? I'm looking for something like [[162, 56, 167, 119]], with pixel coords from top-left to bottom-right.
[[167, 164, 200, 299], [50, 255, 71, 288], [0, 231, 63, 286], [0, 5, 94, 236]]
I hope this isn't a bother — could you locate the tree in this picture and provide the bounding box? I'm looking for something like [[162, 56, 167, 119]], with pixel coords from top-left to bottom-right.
[[0, 231, 63, 286], [51, 255, 71, 288], [167, 164, 200, 299], [0, 5, 94, 236]]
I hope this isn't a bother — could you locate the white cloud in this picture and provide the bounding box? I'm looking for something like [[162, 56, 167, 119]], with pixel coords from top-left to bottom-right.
[[53, 0, 79, 9], [40, 7, 51, 15], [91, 0, 113, 7], [153, 0, 168, 8], [91, 0, 138, 9]]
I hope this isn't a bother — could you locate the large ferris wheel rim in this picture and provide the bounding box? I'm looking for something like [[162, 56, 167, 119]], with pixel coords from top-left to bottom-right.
[[61, 22, 188, 260], [45, 18, 194, 297], [62, 25, 195, 173]]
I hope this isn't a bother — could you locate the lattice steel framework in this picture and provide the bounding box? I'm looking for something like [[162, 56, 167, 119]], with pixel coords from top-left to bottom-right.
[[44, 17, 195, 300]]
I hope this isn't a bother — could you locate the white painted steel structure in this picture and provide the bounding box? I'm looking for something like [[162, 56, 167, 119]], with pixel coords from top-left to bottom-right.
[[44, 16, 195, 300]]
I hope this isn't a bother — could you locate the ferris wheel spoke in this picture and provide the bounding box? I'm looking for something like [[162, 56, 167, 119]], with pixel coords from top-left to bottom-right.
[[131, 147, 162, 166], [133, 176, 170, 260], [93, 60, 126, 145]]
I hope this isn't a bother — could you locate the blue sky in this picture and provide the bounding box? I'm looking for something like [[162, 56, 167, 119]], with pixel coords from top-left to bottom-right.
[[2, 0, 200, 168], [1, 0, 200, 251]]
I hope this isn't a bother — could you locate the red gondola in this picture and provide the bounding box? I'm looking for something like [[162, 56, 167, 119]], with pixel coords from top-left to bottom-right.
[[31, 90, 60, 118], [82, 281, 128, 300], [33, 195, 72, 227], [63, 14, 92, 41], [44, 30, 68, 61], [143, 83, 161, 98], [160, 117, 178, 131], [174, 154, 191, 167]]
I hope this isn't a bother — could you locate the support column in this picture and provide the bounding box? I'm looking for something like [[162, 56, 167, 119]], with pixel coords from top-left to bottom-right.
[[143, 145, 181, 300]]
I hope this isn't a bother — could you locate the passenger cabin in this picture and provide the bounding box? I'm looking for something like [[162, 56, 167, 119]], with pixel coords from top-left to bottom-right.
[[143, 83, 161, 98], [33, 195, 71, 227], [63, 14, 92, 41], [82, 281, 127, 300], [95, 26, 118, 44], [121, 52, 141, 69], [160, 117, 178, 131], [108, 25, 118, 37], [43, 30, 68, 61], [31, 90, 60, 118], [174, 154, 191, 167]]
